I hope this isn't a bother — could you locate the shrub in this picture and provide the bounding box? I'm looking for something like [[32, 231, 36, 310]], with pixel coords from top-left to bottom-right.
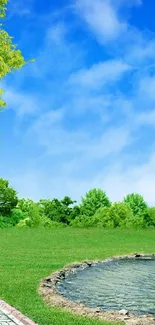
[[0, 216, 11, 228], [45, 221, 68, 228], [71, 215, 94, 228], [17, 217, 67, 228], [92, 207, 114, 228], [141, 207, 155, 228], [28, 203, 41, 227], [109, 202, 133, 228], [9, 208, 26, 226], [16, 217, 31, 228], [16, 203, 41, 228]]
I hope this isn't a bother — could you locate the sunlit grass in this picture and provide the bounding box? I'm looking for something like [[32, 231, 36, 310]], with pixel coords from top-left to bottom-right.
[[0, 228, 155, 324]]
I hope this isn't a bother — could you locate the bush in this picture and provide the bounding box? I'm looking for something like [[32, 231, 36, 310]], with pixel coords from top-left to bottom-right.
[[141, 207, 155, 228], [127, 215, 146, 228], [92, 207, 114, 228], [71, 215, 94, 228], [16, 203, 41, 228], [16, 217, 31, 228], [0, 216, 11, 228], [109, 202, 133, 227], [45, 221, 68, 228], [9, 208, 26, 226], [28, 204, 41, 227], [17, 217, 67, 228]]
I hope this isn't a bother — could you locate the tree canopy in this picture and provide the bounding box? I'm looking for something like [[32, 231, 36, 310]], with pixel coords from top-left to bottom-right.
[[0, 176, 154, 229], [0, 0, 33, 107], [123, 193, 148, 217], [0, 177, 18, 216], [80, 188, 111, 218]]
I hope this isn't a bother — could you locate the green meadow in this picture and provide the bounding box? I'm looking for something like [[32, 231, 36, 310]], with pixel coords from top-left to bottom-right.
[[0, 228, 155, 325]]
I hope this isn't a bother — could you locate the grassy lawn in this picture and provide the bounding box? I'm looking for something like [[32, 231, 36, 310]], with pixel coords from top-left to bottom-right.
[[0, 228, 155, 325]]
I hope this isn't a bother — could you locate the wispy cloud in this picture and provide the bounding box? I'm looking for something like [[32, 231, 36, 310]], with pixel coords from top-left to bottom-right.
[[69, 59, 131, 89], [75, 0, 127, 42], [8, 0, 33, 17], [3, 86, 39, 117], [3, 0, 155, 203]]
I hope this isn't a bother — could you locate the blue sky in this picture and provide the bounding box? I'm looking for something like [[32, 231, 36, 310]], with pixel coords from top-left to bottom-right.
[[1, 0, 155, 204]]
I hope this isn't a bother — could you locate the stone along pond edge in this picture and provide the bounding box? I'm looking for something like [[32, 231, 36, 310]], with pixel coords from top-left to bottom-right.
[[39, 254, 155, 325]]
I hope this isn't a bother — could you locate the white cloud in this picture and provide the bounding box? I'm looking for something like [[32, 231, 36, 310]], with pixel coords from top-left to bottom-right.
[[8, 0, 33, 17], [103, 153, 155, 206], [5, 0, 155, 207], [3, 86, 39, 117], [135, 110, 155, 126], [112, 0, 142, 8], [69, 59, 131, 89], [126, 40, 155, 65], [27, 108, 132, 160], [46, 23, 68, 46], [75, 0, 127, 42], [6, 152, 155, 206], [138, 76, 155, 102]]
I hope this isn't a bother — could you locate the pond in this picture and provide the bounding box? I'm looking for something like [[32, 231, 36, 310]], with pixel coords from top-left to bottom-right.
[[57, 257, 155, 316]]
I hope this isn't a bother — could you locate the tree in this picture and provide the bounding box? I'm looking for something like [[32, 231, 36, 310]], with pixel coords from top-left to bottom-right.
[[0, 177, 18, 216], [92, 203, 133, 228], [0, 0, 33, 107], [141, 207, 155, 228], [39, 196, 77, 224], [17, 199, 42, 227], [80, 188, 111, 218], [123, 193, 148, 217], [92, 206, 114, 228], [109, 202, 133, 227]]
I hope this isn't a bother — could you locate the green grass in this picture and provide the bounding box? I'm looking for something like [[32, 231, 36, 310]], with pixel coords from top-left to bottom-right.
[[0, 228, 155, 325]]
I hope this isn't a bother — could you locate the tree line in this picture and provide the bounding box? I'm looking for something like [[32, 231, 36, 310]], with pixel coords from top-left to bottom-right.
[[0, 177, 155, 229]]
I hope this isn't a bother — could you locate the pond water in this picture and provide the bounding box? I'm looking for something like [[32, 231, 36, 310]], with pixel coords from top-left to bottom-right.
[[57, 258, 155, 316]]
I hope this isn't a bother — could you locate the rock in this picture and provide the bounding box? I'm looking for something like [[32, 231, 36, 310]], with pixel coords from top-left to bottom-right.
[[86, 262, 92, 267], [119, 309, 129, 316]]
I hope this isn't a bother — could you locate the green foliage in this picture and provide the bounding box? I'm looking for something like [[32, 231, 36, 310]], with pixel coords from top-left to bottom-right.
[[109, 202, 133, 228], [17, 199, 35, 214], [40, 196, 78, 224], [17, 216, 67, 228], [16, 217, 31, 228], [92, 207, 114, 228], [71, 215, 93, 228], [80, 188, 111, 218], [0, 178, 18, 216], [16, 199, 41, 228], [8, 208, 26, 226], [0, 0, 7, 19], [0, 0, 34, 107], [69, 205, 81, 222], [74, 202, 133, 229], [44, 220, 68, 228], [28, 203, 41, 227], [141, 207, 155, 228], [124, 193, 148, 217], [0, 215, 10, 228], [0, 175, 155, 229]]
